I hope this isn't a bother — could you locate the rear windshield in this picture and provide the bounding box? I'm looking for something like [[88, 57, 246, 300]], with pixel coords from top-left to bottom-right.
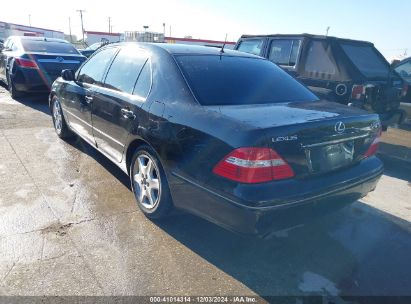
[[22, 40, 79, 54], [340, 43, 389, 78], [176, 55, 318, 106]]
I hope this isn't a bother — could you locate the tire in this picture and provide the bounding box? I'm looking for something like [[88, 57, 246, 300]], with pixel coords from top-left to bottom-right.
[[130, 145, 173, 219], [7, 72, 23, 99], [51, 96, 73, 139]]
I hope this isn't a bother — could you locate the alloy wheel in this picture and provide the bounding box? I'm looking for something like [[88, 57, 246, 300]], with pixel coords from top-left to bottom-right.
[[53, 99, 63, 134], [132, 154, 161, 209]]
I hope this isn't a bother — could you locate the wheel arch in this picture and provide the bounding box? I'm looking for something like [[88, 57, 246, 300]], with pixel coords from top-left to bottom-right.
[[125, 138, 162, 175]]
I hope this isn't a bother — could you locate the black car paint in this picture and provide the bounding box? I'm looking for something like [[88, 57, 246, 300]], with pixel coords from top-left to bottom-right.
[[50, 43, 383, 235], [0, 36, 86, 93], [234, 34, 405, 127]]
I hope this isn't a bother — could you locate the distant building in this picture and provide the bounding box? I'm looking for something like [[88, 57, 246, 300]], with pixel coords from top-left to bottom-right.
[[123, 30, 236, 49], [124, 31, 164, 43], [84, 31, 122, 45], [0, 21, 64, 41], [165, 36, 236, 49]]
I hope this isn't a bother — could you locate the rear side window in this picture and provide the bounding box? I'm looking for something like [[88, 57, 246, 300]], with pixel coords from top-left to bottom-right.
[[21, 40, 79, 54], [305, 41, 337, 77], [236, 39, 263, 56], [341, 43, 389, 78], [77, 47, 118, 85], [133, 61, 152, 99], [268, 39, 301, 66], [104, 47, 148, 94], [176, 55, 318, 106]]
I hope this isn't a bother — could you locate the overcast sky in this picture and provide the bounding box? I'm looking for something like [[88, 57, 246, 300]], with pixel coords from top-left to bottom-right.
[[1, 0, 410, 60]]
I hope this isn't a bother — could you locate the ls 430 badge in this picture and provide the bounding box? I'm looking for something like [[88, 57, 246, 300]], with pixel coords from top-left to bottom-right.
[[272, 135, 298, 142]]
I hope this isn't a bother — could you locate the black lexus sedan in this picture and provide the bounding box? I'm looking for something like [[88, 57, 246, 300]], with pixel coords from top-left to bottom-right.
[[49, 43, 383, 236], [0, 36, 86, 98]]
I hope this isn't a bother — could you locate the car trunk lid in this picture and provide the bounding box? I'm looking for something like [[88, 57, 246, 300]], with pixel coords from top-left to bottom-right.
[[211, 100, 381, 178], [24, 53, 85, 84]]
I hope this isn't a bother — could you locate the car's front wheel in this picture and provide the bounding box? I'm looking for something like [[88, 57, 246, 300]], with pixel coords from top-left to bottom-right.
[[51, 96, 73, 139], [130, 145, 173, 219]]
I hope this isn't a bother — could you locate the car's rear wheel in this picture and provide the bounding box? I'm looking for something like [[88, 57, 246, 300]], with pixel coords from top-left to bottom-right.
[[51, 96, 72, 139], [130, 145, 173, 219], [7, 73, 23, 99]]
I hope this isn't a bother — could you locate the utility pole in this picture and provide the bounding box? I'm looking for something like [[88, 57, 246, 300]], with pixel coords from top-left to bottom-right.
[[76, 9, 86, 43], [28, 14, 31, 26], [108, 17, 111, 33], [325, 26, 330, 36], [169, 25, 171, 37], [68, 17, 73, 43], [163, 23, 165, 37]]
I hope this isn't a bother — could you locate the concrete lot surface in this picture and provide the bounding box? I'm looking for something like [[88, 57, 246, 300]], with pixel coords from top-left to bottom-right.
[[0, 85, 411, 300]]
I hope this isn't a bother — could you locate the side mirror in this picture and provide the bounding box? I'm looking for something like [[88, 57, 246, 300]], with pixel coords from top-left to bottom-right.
[[61, 69, 75, 81], [0, 43, 4, 51]]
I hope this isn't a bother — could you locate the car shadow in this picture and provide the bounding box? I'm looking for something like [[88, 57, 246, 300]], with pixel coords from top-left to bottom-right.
[[63, 135, 411, 299], [154, 201, 411, 300], [63, 135, 132, 190], [378, 143, 411, 182], [0, 83, 50, 115]]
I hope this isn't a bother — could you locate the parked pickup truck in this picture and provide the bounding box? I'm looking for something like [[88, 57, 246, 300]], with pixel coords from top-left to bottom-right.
[[234, 34, 408, 129]]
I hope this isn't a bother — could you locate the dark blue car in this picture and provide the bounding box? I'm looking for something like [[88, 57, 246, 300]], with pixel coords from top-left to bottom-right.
[[0, 36, 86, 98]]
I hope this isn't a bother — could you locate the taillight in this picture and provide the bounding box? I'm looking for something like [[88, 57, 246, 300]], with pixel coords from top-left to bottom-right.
[[351, 85, 364, 100], [402, 83, 409, 97], [213, 147, 294, 183], [364, 131, 381, 158], [15, 58, 38, 69]]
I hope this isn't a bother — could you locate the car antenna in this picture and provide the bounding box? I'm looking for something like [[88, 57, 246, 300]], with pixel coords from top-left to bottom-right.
[[220, 34, 228, 54]]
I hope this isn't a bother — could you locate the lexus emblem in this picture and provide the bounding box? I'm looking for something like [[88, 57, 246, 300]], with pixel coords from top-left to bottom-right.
[[56, 57, 64, 62], [335, 121, 346, 133]]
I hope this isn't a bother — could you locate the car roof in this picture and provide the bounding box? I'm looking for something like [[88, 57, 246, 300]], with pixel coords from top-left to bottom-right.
[[239, 33, 374, 46], [110, 42, 263, 58], [9, 36, 70, 44]]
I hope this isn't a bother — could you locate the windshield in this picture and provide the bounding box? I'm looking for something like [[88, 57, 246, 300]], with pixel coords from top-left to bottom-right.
[[236, 39, 264, 56], [21, 40, 79, 54], [176, 55, 318, 106], [340, 43, 389, 78], [395, 60, 411, 83]]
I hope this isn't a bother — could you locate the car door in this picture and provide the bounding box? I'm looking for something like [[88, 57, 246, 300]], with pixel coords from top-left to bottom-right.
[[61, 46, 118, 143], [91, 46, 151, 162]]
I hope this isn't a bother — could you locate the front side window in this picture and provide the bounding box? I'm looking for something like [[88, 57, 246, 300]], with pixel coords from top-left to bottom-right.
[[21, 40, 79, 54], [77, 47, 118, 85], [176, 55, 318, 106], [268, 39, 301, 66], [305, 40, 337, 76], [236, 39, 264, 56]]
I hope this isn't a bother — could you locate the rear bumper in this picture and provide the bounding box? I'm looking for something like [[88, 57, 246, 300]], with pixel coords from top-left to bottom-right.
[[169, 157, 383, 236], [11, 68, 56, 92]]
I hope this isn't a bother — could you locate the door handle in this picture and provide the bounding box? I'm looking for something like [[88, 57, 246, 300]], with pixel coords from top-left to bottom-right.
[[84, 95, 93, 104], [121, 108, 136, 120]]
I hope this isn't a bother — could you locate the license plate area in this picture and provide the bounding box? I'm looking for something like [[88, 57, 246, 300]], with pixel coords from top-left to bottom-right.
[[305, 141, 355, 173]]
